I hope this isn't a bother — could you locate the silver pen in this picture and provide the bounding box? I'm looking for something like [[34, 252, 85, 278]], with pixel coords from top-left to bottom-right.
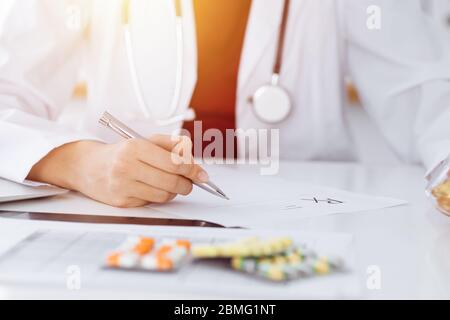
[[99, 112, 229, 200]]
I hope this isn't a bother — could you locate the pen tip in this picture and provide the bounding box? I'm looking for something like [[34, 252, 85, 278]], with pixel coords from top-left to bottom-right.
[[218, 192, 230, 200]]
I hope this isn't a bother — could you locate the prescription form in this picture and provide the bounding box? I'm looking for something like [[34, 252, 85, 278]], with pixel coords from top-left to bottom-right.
[[0, 218, 359, 299]]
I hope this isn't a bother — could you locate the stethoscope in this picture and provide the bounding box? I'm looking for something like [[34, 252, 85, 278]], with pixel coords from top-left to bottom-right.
[[123, 0, 292, 126], [123, 0, 195, 126], [250, 0, 292, 124]]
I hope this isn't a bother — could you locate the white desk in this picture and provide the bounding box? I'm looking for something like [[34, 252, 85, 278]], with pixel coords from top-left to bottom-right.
[[275, 161, 450, 299], [0, 161, 448, 299]]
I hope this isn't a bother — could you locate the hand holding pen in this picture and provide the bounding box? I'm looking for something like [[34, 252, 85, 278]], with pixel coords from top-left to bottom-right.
[[28, 112, 228, 208], [99, 112, 229, 203]]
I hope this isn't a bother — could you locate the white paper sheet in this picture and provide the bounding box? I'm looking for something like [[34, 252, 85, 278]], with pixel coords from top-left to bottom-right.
[[0, 218, 359, 299], [0, 178, 67, 203], [150, 168, 408, 228]]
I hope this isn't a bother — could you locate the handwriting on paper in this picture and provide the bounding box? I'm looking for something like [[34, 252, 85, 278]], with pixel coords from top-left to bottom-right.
[[283, 198, 345, 210]]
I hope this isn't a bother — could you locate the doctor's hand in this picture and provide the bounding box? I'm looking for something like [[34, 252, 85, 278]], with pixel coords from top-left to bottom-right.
[[28, 135, 208, 208]]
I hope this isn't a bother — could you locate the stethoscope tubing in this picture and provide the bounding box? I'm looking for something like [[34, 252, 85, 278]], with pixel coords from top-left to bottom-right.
[[123, 0, 185, 125]]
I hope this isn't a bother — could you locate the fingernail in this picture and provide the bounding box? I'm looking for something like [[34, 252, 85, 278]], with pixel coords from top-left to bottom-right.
[[197, 170, 209, 183]]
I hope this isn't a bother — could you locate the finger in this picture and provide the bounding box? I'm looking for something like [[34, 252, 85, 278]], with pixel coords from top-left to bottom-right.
[[119, 198, 149, 208], [150, 134, 194, 162], [135, 140, 209, 183], [174, 161, 208, 184], [127, 180, 177, 204], [149, 134, 181, 150], [132, 161, 193, 196]]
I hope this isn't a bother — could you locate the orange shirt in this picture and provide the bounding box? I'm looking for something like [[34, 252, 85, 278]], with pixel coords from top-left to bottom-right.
[[183, 0, 252, 158]]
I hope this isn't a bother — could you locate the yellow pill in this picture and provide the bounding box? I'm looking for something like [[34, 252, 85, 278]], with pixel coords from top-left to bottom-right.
[[239, 246, 252, 257], [314, 259, 331, 275], [231, 258, 243, 270], [221, 245, 238, 257], [216, 245, 228, 256], [288, 254, 302, 264], [272, 238, 290, 252], [233, 246, 245, 256], [262, 245, 274, 256], [192, 246, 218, 258], [267, 242, 281, 253], [282, 238, 293, 248], [273, 256, 287, 265], [250, 245, 264, 257], [267, 266, 285, 281]]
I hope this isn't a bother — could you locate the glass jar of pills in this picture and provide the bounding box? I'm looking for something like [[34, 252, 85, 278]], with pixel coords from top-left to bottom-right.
[[426, 155, 450, 216]]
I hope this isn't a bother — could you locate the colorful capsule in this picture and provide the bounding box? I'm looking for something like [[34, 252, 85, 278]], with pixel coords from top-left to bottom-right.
[[106, 237, 191, 272]]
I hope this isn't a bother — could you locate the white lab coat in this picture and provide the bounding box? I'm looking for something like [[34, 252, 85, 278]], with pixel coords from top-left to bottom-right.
[[0, 0, 449, 184]]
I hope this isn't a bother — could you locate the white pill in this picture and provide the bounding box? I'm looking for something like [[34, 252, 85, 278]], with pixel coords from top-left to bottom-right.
[[118, 252, 139, 268], [140, 255, 158, 270]]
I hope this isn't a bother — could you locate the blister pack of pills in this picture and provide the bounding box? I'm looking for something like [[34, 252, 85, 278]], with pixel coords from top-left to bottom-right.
[[231, 247, 345, 282], [104, 236, 346, 282], [105, 236, 191, 272], [192, 237, 346, 282]]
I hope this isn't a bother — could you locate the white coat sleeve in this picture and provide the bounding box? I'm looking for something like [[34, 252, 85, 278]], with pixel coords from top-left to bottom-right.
[[342, 0, 450, 172], [0, 0, 98, 184]]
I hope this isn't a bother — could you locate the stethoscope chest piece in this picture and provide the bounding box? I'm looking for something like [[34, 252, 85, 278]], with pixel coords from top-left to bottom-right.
[[252, 75, 292, 124], [250, 0, 293, 125]]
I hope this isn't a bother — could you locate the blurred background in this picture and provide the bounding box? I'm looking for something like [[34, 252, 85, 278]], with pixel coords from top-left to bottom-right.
[[0, 0, 449, 165]]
